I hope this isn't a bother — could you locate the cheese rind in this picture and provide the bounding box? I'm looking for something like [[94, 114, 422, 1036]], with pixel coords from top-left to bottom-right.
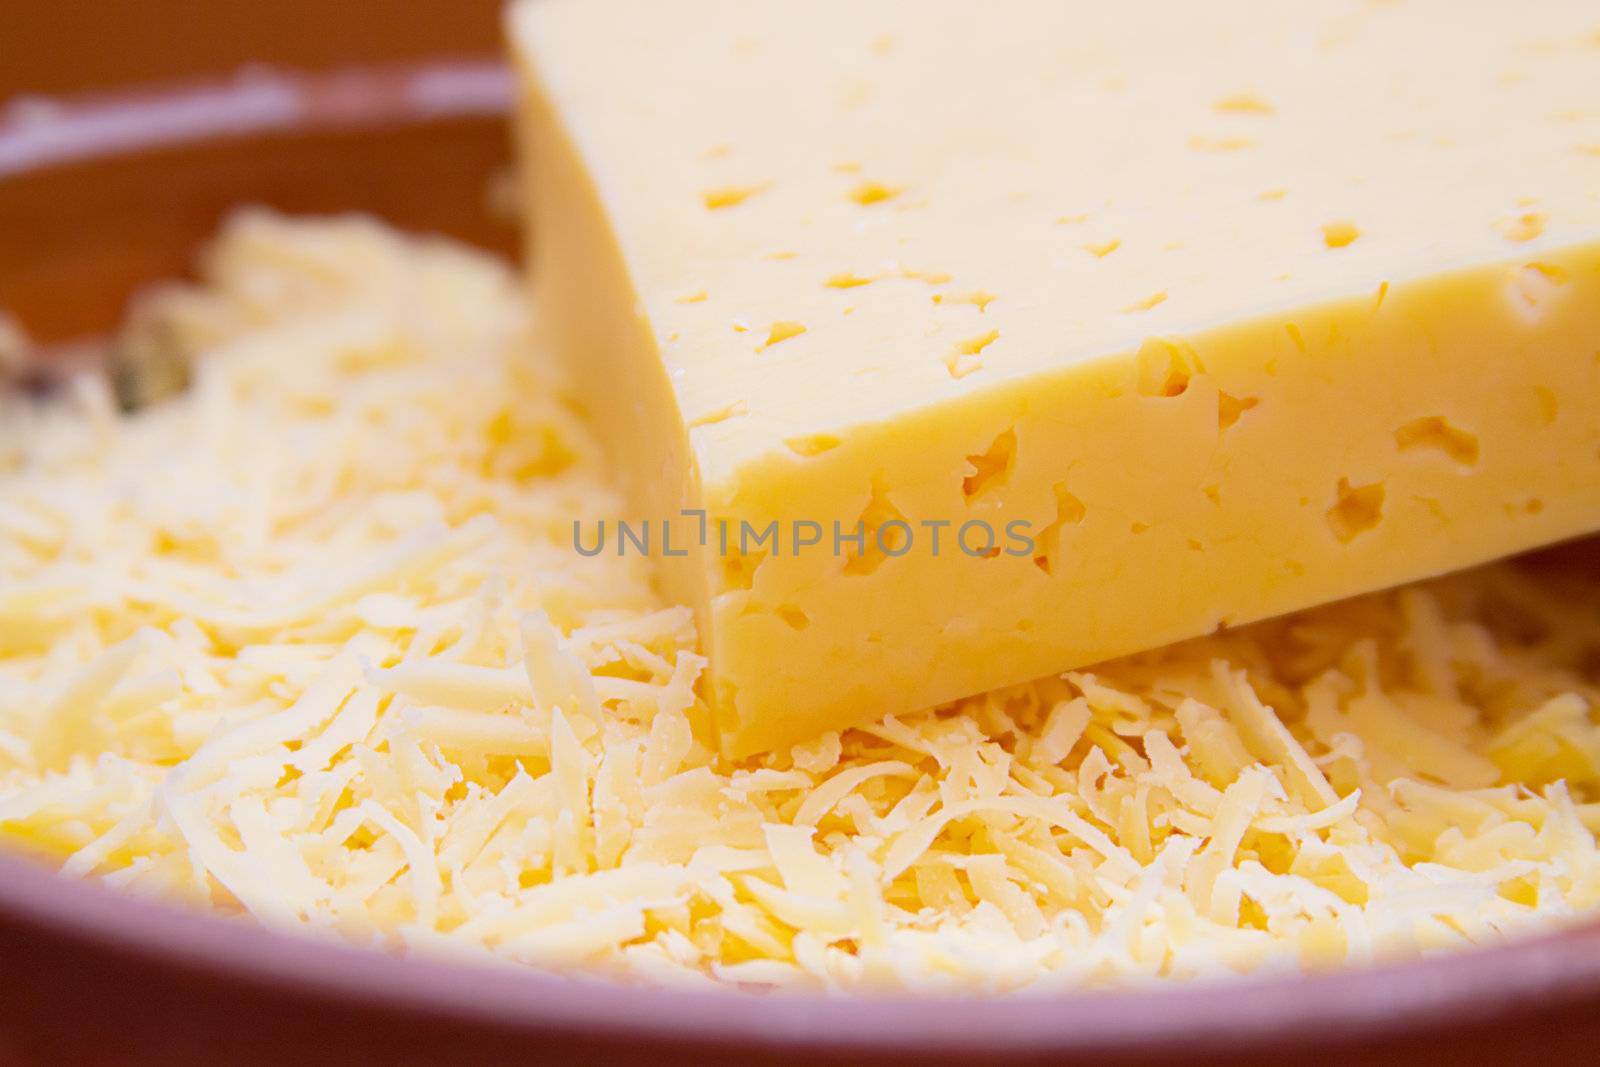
[[511, 0, 1600, 756]]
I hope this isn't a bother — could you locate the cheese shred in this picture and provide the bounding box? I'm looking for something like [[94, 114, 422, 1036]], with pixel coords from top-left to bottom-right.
[[2, 211, 1599, 992]]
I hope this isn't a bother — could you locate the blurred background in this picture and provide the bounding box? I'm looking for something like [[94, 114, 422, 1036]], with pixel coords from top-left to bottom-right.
[[0, 0, 512, 346], [0, 1, 500, 97]]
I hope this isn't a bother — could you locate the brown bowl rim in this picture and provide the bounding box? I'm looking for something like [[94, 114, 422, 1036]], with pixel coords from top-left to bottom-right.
[[0, 60, 511, 179], [6, 848, 1600, 1057]]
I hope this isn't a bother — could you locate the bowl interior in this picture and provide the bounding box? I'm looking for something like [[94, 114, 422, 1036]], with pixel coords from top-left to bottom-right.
[[1, 91, 512, 350], [4, 9, 1600, 1064]]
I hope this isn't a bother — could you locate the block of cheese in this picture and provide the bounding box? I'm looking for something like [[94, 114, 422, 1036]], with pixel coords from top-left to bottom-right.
[[510, 0, 1600, 757]]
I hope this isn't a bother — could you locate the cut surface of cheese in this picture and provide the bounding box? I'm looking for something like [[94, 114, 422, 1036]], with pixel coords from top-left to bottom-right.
[[511, 0, 1600, 756]]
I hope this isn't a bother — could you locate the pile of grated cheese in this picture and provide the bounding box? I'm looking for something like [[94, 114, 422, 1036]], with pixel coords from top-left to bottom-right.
[[3, 211, 1600, 993]]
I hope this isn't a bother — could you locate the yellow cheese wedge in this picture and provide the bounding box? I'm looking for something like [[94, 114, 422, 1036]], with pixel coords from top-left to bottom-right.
[[510, 0, 1600, 757]]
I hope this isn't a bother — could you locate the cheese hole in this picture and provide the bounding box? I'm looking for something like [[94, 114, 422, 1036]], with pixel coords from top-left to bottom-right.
[[784, 433, 842, 457], [850, 181, 903, 206], [1495, 212, 1547, 243], [933, 291, 997, 312], [1506, 263, 1568, 323], [1055, 488, 1087, 525], [1123, 290, 1169, 313], [956, 329, 1000, 354], [702, 184, 766, 210], [1321, 221, 1360, 249], [775, 604, 810, 630], [842, 483, 909, 577], [689, 400, 750, 429], [721, 549, 770, 592], [1217, 392, 1259, 431], [1033, 483, 1086, 575], [1525, 499, 1545, 515], [825, 272, 873, 289], [1136, 337, 1203, 397], [1394, 416, 1479, 466], [758, 321, 807, 351], [1131, 522, 1150, 534], [945, 329, 1000, 379], [1214, 92, 1275, 115], [1083, 239, 1121, 258], [1326, 478, 1385, 543], [1285, 323, 1307, 354], [961, 427, 1017, 501]]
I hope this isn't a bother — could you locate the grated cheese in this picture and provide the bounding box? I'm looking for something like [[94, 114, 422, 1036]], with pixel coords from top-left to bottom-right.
[[2, 210, 1599, 992]]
